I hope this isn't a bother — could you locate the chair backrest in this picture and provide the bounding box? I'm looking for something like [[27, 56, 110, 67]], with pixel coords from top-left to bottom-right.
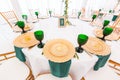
[[0, 11, 18, 28]]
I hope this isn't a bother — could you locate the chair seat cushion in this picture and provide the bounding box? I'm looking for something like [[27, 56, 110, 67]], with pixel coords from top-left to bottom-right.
[[84, 65, 120, 80], [0, 57, 30, 80], [35, 73, 72, 80]]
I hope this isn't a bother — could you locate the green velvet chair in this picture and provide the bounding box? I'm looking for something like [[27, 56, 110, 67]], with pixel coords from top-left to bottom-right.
[[49, 60, 71, 77], [14, 46, 26, 62], [94, 53, 111, 70], [112, 15, 118, 21]]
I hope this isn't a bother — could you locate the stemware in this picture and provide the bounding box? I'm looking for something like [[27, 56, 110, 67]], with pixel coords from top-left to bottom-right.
[[35, 12, 39, 19], [16, 21, 26, 34], [49, 10, 52, 17], [102, 20, 110, 29], [22, 15, 28, 23], [77, 11, 81, 19], [100, 27, 113, 41], [76, 34, 88, 53], [34, 30, 44, 48], [92, 14, 97, 22]]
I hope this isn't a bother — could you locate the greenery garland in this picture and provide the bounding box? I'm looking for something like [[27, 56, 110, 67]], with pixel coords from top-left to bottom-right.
[[64, 0, 71, 26]]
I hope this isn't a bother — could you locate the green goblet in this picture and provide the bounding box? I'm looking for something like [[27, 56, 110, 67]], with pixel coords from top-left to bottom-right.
[[34, 30, 44, 48], [49, 10, 52, 17], [15, 21, 26, 34], [92, 14, 97, 22], [102, 20, 110, 29], [99, 9, 101, 12], [35, 12, 39, 19], [100, 27, 113, 41], [76, 34, 88, 53], [22, 14, 28, 23], [109, 10, 112, 13], [78, 11, 81, 19]]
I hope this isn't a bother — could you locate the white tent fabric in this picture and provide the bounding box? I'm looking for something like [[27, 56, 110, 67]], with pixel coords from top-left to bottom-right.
[[0, 0, 119, 23]]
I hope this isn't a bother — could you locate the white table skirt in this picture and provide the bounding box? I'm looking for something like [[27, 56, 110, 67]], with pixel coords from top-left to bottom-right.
[[22, 46, 98, 80]]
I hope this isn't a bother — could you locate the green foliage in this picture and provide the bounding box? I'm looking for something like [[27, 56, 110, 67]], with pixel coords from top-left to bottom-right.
[[16, 21, 25, 29], [34, 30, 44, 41], [64, 0, 68, 17]]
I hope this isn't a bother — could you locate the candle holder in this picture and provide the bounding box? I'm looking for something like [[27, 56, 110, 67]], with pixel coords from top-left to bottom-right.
[[34, 30, 44, 48], [76, 34, 88, 53]]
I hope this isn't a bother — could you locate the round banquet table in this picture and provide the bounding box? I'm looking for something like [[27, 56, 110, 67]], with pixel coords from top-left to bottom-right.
[[14, 17, 117, 80], [21, 17, 98, 80]]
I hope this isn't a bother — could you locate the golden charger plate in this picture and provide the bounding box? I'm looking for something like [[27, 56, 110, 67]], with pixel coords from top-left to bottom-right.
[[94, 29, 119, 41], [82, 37, 110, 56], [43, 39, 75, 63], [13, 32, 39, 48], [93, 29, 103, 38]]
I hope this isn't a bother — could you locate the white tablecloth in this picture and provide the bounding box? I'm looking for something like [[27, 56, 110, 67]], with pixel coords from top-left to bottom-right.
[[22, 18, 98, 80]]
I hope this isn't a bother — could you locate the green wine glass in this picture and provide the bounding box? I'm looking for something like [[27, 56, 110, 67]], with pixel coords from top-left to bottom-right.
[[15, 21, 26, 34], [22, 14, 28, 23], [78, 11, 81, 19], [35, 12, 39, 19], [102, 20, 110, 29], [49, 10, 52, 17], [76, 34, 88, 53], [34, 30, 44, 48], [109, 10, 112, 13], [100, 27, 113, 41], [92, 14, 97, 22]]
